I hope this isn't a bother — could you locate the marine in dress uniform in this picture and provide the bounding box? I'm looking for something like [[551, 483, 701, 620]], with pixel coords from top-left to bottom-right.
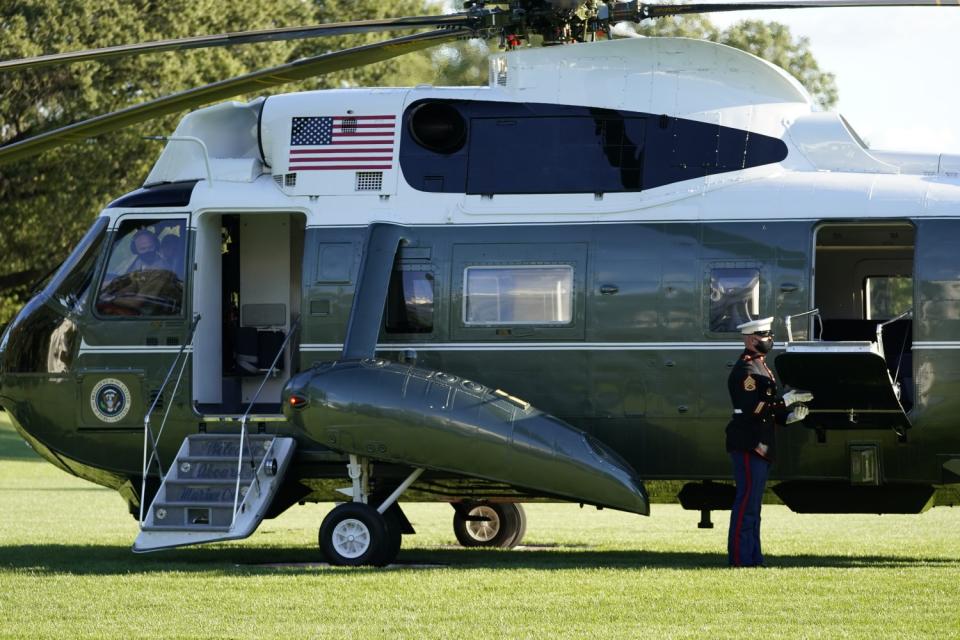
[[726, 317, 812, 567]]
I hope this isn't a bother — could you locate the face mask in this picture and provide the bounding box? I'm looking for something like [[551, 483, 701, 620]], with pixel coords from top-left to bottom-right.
[[755, 337, 773, 354]]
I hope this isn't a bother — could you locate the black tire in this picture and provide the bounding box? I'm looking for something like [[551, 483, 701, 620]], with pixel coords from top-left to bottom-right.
[[452, 501, 523, 549], [507, 503, 527, 548], [380, 505, 404, 566], [319, 502, 390, 566]]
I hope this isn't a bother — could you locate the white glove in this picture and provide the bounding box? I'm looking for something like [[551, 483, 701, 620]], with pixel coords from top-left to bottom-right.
[[786, 404, 809, 424], [783, 390, 814, 407]]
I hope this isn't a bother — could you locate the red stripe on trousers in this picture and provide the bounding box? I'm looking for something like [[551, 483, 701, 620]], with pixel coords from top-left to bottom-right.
[[733, 451, 752, 566]]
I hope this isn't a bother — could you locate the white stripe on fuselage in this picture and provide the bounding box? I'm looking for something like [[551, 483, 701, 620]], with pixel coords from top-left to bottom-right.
[[302, 342, 749, 352], [78, 339, 193, 356], [76, 340, 960, 355], [299, 341, 960, 353]]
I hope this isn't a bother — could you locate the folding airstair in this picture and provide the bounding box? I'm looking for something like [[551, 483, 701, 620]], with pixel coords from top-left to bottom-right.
[[134, 314, 299, 552], [134, 433, 296, 552]]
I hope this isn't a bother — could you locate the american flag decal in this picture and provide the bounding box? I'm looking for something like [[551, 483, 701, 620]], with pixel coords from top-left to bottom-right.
[[288, 115, 396, 171]]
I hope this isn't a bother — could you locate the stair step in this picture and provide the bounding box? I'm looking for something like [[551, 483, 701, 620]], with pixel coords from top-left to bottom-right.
[[200, 414, 285, 423], [187, 433, 274, 440], [176, 471, 256, 482], [135, 436, 296, 553], [165, 478, 245, 486], [149, 502, 235, 527], [141, 524, 232, 532], [187, 440, 273, 457], [152, 501, 238, 510], [176, 461, 256, 477]]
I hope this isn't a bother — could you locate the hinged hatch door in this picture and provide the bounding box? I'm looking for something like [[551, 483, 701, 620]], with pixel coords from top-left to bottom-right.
[[775, 341, 911, 431]]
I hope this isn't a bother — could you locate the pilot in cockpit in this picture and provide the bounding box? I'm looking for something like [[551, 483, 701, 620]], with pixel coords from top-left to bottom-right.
[[126, 229, 164, 274]]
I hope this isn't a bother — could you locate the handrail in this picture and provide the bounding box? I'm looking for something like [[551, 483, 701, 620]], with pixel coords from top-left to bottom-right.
[[784, 308, 821, 343], [139, 314, 202, 526], [876, 308, 913, 360], [231, 315, 301, 526], [877, 307, 913, 331]]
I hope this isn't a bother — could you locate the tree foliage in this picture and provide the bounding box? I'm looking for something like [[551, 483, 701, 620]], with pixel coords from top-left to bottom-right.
[[0, 0, 445, 321], [634, 16, 837, 109], [0, 3, 836, 323]]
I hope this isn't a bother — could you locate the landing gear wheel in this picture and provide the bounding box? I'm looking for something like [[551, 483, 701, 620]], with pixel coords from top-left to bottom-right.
[[453, 502, 526, 549], [319, 502, 390, 566], [380, 505, 404, 566], [509, 503, 527, 548]]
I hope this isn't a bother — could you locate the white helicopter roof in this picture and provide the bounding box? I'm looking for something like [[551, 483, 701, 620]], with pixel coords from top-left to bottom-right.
[[137, 36, 960, 226], [487, 35, 814, 117], [147, 37, 816, 187]]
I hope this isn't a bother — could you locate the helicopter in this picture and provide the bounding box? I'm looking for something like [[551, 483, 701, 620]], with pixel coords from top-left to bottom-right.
[[2, 0, 960, 567]]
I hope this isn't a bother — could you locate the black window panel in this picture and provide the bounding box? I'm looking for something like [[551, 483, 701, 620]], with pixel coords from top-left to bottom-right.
[[385, 269, 434, 334], [399, 99, 789, 195], [466, 117, 645, 194], [107, 180, 198, 208]]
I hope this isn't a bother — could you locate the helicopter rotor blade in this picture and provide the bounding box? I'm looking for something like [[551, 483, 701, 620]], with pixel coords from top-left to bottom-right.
[[0, 12, 485, 73], [636, 0, 959, 20], [0, 28, 467, 166]]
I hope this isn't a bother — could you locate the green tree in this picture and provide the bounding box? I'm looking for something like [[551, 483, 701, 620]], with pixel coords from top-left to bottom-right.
[[635, 16, 837, 109], [0, 0, 445, 322], [717, 20, 837, 109]]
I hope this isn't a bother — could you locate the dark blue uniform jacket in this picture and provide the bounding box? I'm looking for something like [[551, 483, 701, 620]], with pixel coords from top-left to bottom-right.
[[725, 350, 788, 461]]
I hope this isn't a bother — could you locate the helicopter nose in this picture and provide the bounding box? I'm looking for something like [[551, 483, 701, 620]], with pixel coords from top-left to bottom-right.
[[0, 322, 8, 386], [0, 323, 10, 396], [0, 326, 10, 397]]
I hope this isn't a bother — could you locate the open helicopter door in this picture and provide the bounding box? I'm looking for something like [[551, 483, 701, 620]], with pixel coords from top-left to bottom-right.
[[774, 223, 914, 431], [192, 211, 305, 414]]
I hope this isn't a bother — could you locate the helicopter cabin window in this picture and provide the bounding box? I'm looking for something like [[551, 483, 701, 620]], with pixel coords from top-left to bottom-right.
[[385, 268, 434, 333], [463, 265, 573, 325], [96, 218, 187, 317], [709, 268, 760, 333], [865, 276, 912, 320]]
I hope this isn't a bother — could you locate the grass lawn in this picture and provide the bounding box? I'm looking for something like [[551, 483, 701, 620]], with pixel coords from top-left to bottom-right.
[[0, 412, 958, 639]]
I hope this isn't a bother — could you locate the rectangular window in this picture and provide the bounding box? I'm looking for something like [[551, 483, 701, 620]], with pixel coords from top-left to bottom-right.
[[865, 276, 912, 320], [709, 268, 760, 332], [385, 269, 434, 333], [464, 265, 573, 326], [96, 218, 187, 318]]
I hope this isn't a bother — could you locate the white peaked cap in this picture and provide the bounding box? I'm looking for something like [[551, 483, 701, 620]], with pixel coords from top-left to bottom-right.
[[737, 317, 774, 335]]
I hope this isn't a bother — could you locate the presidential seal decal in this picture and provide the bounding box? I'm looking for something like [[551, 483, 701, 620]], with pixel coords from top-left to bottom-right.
[[90, 378, 132, 423]]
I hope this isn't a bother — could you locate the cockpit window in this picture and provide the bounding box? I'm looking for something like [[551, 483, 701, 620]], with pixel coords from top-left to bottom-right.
[[96, 218, 187, 317], [45, 217, 109, 314]]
